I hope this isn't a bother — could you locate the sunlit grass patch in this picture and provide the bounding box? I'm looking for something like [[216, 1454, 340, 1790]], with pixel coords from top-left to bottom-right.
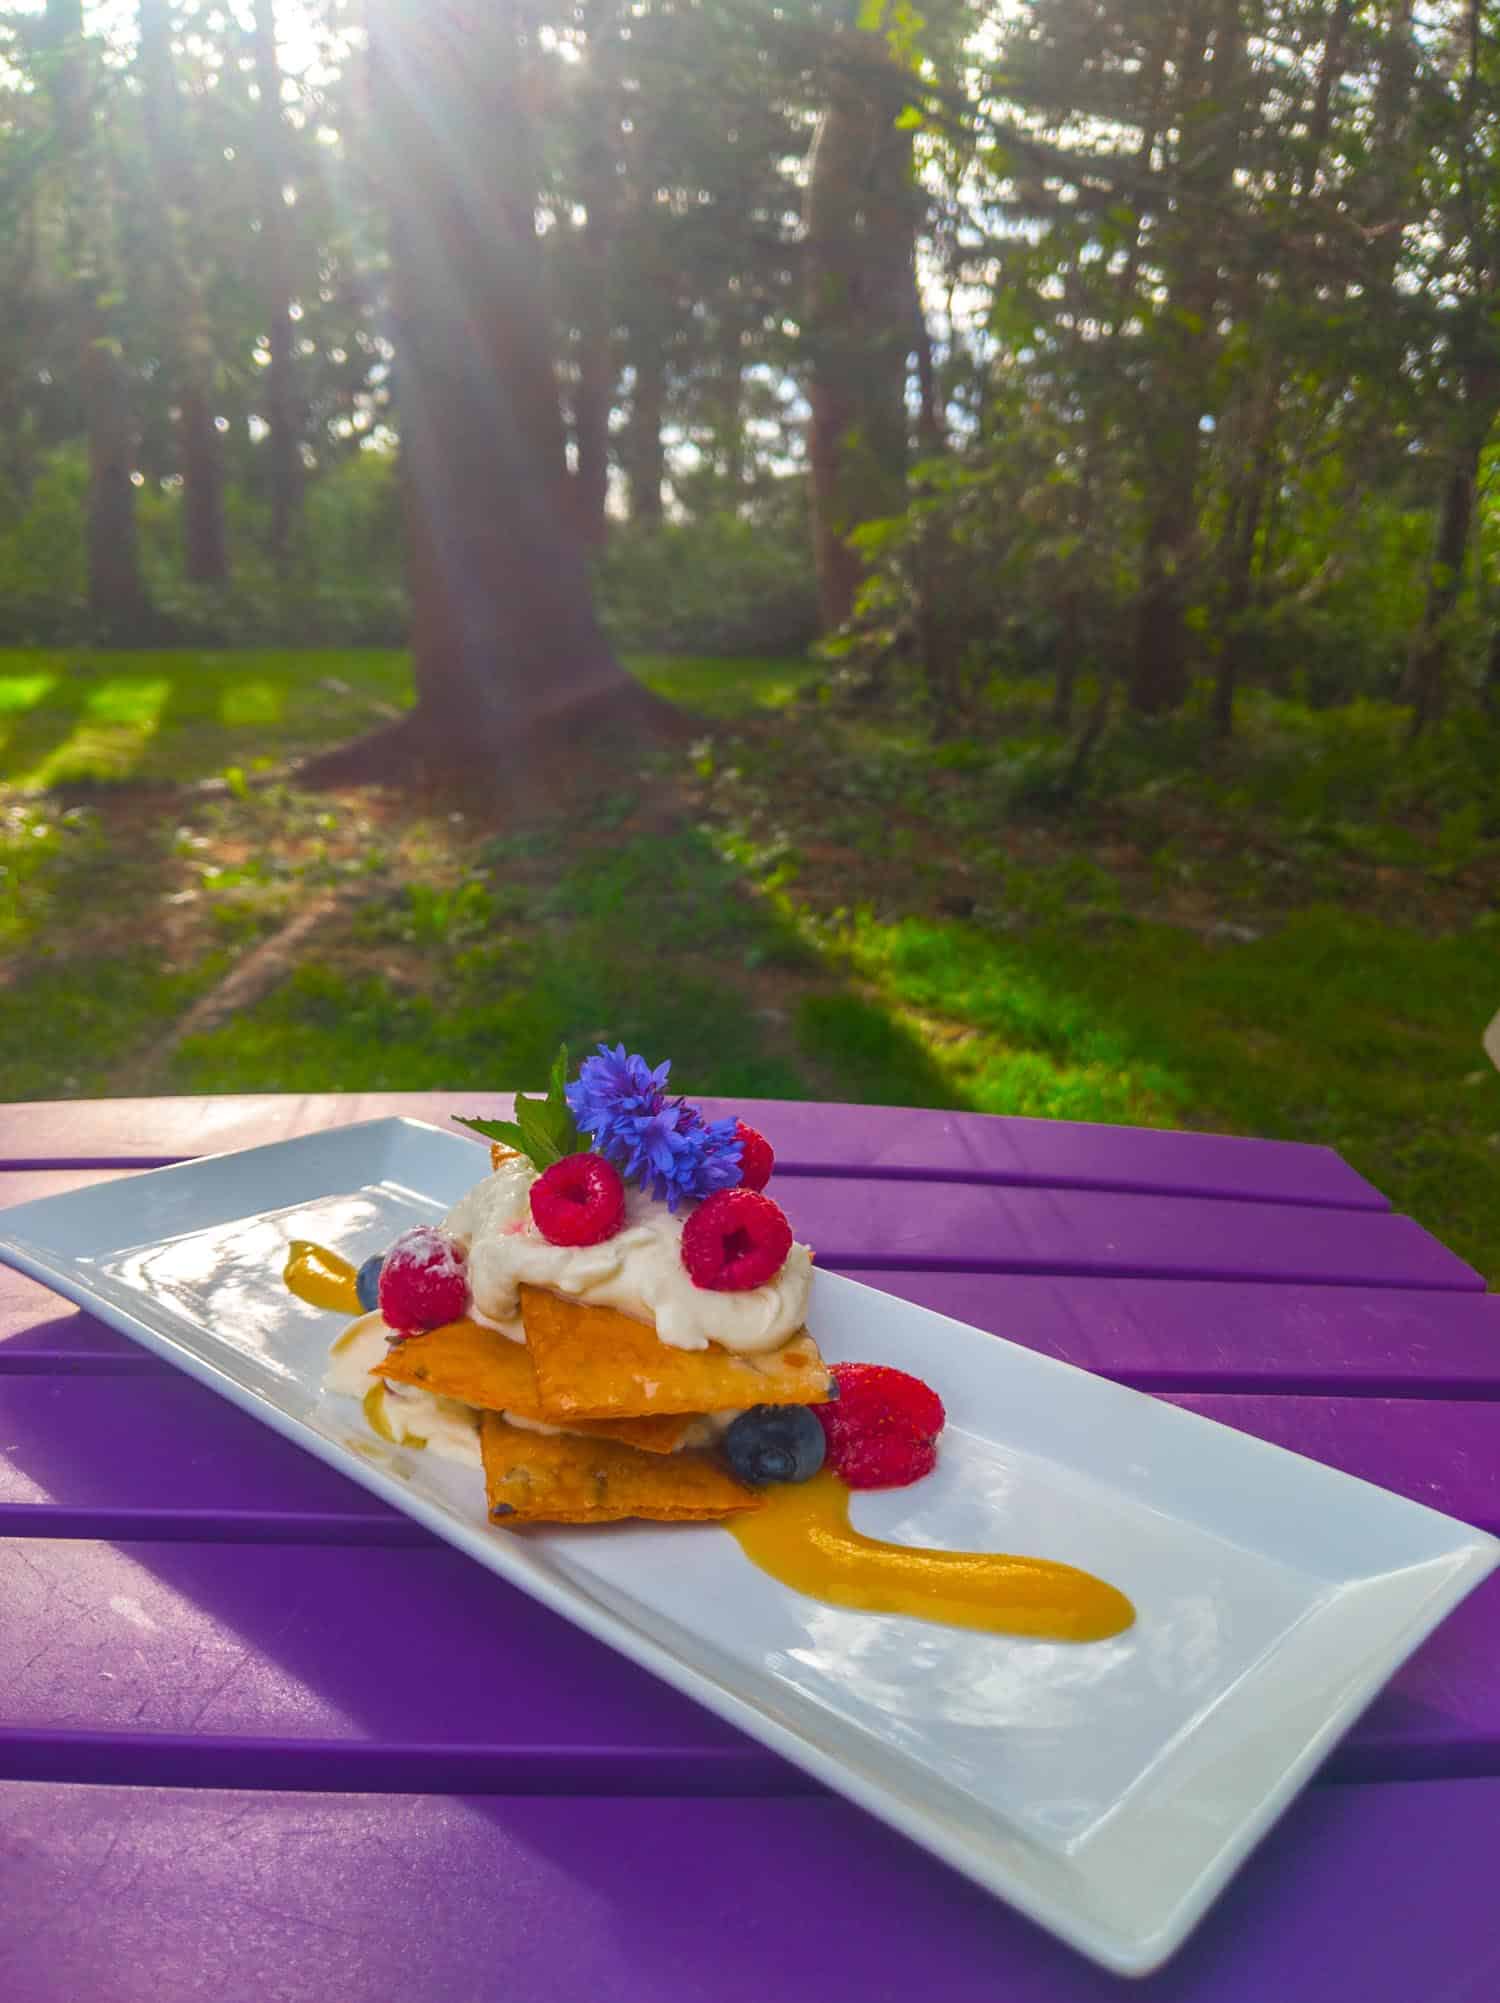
[[828, 903, 1500, 1278], [632, 653, 821, 718]]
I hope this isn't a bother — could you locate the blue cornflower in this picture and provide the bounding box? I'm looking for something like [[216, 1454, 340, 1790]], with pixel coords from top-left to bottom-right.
[[566, 1044, 742, 1210]]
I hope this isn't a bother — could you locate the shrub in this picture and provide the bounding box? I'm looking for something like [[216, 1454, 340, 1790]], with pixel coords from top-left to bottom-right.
[[596, 494, 818, 656]]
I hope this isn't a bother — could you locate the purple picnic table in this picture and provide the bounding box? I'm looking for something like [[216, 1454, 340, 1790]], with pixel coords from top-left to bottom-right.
[[2, 1094, 1498, 2003]]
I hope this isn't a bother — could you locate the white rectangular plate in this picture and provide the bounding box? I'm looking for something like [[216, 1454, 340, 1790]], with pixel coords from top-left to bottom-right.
[[2, 1116, 1495, 1975]]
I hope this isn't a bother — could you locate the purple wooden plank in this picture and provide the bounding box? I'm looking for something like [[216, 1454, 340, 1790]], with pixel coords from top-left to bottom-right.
[[1162, 1394, 1500, 1533], [0, 1265, 145, 1368], [2, 1778, 1497, 2003], [0, 1535, 765, 1793], [9, 1262, 1500, 1392], [0, 1164, 1472, 1292], [0, 1375, 412, 1540], [847, 1271, 1500, 1393], [10, 1375, 1500, 1541], [0, 1533, 1494, 1787], [0, 1092, 1388, 1207], [790, 1178, 1477, 1288]]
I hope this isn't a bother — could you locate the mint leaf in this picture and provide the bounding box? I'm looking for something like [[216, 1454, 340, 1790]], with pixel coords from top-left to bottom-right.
[[514, 1095, 567, 1169], [455, 1043, 580, 1168], [453, 1114, 529, 1152]]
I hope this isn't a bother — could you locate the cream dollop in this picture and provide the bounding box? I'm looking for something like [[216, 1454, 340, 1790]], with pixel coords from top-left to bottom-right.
[[442, 1158, 812, 1353], [324, 1313, 483, 1469]]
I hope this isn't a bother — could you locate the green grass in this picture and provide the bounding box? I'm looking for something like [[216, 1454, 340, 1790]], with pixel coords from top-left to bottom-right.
[[0, 648, 412, 788], [630, 653, 824, 718], [0, 644, 1496, 1283], [830, 906, 1500, 1279], [0, 649, 821, 791]]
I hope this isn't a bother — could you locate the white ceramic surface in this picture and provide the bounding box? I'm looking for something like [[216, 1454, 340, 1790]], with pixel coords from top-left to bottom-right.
[[1, 1116, 1495, 1975]]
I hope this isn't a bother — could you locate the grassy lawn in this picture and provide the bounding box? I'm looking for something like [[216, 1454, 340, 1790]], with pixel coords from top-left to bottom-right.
[[2, 646, 1497, 1282]]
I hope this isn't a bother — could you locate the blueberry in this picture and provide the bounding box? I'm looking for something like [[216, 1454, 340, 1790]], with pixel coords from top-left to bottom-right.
[[355, 1252, 385, 1313], [723, 1404, 826, 1487]]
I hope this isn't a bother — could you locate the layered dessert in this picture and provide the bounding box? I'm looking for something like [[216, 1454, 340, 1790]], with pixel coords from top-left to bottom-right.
[[294, 1044, 1133, 1641], [316, 1044, 838, 1524]]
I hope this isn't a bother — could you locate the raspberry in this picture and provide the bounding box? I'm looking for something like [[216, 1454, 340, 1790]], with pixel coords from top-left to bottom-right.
[[378, 1226, 469, 1337], [829, 1428, 938, 1490], [680, 1188, 793, 1291], [529, 1152, 625, 1247], [733, 1121, 775, 1192], [815, 1362, 946, 1490]]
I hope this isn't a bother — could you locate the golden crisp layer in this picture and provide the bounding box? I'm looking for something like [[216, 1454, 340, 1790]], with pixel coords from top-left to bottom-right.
[[374, 1317, 697, 1455], [481, 1413, 761, 1524], [519, 1284, 832, 1420]]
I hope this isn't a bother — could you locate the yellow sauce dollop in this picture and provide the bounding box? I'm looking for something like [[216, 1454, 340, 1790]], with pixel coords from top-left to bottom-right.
[[730, 1472, 1134, 1643], [284, 1239, 363, 1315]]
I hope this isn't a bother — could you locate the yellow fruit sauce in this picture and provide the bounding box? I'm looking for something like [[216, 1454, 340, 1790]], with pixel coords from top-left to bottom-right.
[[729, 1471, 1135, 1643], [284, 1240, 363, 1315]]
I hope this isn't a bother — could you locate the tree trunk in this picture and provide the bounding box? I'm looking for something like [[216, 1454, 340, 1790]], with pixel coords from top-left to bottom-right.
[[1483, 620, 1500, 718], [1214, 381, 1277, 737], [804, 29, 919, 631], [625, 328, 665, 527], [717, 302, 745, 493], [139, 0, 228, 586], [914, 303, 942, 458], [45, 0, 152, 638], [82, 323, 151, 640], [251, 0, 301, 569], [1127, 0, 1245, 715], [571, 252, 612, 548], [568, 23, 617, 552], [1406, 430, 1485, 737], [328, 0, 669, 794], [1130, 420, 1201, 715]]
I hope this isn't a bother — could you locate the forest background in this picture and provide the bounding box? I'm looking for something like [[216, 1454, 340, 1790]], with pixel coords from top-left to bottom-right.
[[2, 0, 1498, 1279]]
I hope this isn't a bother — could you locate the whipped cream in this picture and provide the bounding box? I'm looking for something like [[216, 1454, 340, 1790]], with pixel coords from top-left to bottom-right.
[[442, 1155, 812, 1353], [324, 1312, 482, 1469]]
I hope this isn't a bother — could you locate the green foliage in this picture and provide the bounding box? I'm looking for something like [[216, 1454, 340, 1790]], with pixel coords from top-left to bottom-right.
[[0, 450, 90, 644], [455, 1044, 581, 1163], [596, 504, 818, 657], [0, 802, 101, 951]]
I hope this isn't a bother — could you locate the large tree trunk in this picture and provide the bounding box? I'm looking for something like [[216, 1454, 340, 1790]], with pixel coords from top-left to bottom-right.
[[322, 0, 670, 794], [45, 0, 152, 638], [139, 0, 227, 586], [251, 0, 301, 569], [804, 29, 919, 631]]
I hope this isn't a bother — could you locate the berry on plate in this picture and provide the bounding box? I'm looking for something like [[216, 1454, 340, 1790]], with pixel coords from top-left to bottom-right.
[[355, 1252, 385, 1314], [723, 1404, 826, 1486], [732, 1121, 775, 1192], [680, 1188, 793, 1291], [378, 1226, 469, 1337], [530, 1152, 626, 1247], [815, 1362, 946, 1490]]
